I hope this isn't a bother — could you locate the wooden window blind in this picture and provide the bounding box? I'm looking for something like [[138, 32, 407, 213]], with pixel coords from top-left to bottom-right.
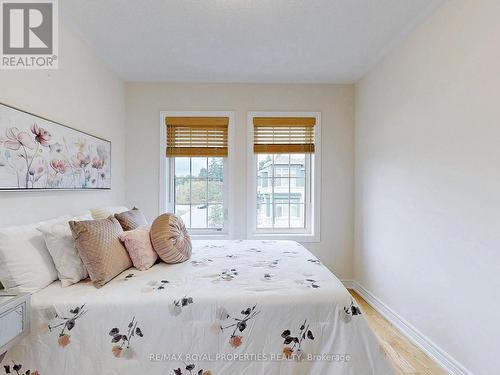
[[253, 117, 316, 154], [166, 117, 229, 157]]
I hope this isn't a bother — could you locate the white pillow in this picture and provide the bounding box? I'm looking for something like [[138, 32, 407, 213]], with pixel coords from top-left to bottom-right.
[[0, 217, 65, 293], [37, 213, 92, 287], [90, 206, 129, 220]]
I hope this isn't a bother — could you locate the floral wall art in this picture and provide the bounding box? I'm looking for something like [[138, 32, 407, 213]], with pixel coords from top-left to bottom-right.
[[0, 103, 111, 190]]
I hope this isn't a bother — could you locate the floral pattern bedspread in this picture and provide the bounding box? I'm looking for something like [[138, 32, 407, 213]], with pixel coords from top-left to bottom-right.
[[3, 240, 394, 375]]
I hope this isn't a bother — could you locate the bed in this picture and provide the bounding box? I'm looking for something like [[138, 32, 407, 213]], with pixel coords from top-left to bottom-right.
[[4, 240, 394, 375]]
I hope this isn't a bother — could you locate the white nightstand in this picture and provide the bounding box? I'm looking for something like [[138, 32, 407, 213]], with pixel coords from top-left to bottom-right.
[[0, 293, 31, 362]]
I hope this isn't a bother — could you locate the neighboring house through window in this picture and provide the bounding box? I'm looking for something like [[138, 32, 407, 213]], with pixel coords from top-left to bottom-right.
[[257, 153, 307, 228], [248, 112, 321, 241]]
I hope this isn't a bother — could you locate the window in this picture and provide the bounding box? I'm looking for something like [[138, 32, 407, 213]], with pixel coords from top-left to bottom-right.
[[248, 113, 320, 241], [257, 153, 308, 229], [173, 157, 224, 229], [161, 113, 231, 235]]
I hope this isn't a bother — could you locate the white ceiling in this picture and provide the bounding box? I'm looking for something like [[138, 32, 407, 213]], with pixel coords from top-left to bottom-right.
[[61, 0, 443, 83]]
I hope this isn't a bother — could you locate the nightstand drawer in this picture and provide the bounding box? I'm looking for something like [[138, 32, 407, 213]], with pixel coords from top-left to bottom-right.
[[0, 294, 30, 355], [0, 303, 24, 347]]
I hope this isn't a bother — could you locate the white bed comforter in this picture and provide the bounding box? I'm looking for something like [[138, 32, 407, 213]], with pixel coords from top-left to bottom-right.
[[4, 240, 394, 375]]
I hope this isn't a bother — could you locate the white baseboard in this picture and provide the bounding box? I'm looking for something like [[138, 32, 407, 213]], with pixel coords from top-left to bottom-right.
[[342, 280, 473, 375]]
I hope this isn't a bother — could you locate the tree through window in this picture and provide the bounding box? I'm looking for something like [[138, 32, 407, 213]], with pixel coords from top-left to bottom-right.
[[174, 157, 224, 229]]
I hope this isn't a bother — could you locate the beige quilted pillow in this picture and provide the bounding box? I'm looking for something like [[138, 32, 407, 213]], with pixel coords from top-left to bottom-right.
[[150, 213, 192, 263], [69, 217, 132, 288], [115, 207, 147, 231]]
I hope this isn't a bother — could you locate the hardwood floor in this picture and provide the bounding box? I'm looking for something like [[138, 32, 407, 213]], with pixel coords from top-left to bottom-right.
[[349, 290, 447, 375]]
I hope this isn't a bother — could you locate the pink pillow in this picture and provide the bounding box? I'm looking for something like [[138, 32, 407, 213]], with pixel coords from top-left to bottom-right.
[[118, 226, 157, 271]]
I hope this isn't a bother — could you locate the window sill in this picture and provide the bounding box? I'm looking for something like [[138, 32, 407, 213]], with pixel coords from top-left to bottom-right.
[[189, 233, 232, 240], [247, 232, 320, 243]]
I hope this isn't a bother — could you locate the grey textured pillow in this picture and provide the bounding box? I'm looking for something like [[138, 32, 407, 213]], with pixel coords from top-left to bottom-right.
[[114, 207, 147, 231], [69, 217, 132, 288]]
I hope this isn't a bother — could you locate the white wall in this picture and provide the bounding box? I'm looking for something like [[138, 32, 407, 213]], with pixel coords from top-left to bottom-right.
[[0, 24, 126, 226], [126, 83, 354, 279], [355, 1, 500, 374]]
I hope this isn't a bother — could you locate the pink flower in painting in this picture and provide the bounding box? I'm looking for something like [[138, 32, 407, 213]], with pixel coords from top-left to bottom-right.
[[50, 159, 67, 174], [31, 123, 52, 146], [29, 159, 47, 182], [4, 127, 35, 150], [91, 157, 105, 169], [72, 152, 91, 168]]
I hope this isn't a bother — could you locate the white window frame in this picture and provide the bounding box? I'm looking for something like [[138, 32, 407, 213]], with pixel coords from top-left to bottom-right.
[[246, 111, 321, 242], [159, 111, 235, 239]]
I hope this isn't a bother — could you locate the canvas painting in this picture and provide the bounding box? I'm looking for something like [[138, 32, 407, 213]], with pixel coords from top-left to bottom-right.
[[0, 103, 111, 190]]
